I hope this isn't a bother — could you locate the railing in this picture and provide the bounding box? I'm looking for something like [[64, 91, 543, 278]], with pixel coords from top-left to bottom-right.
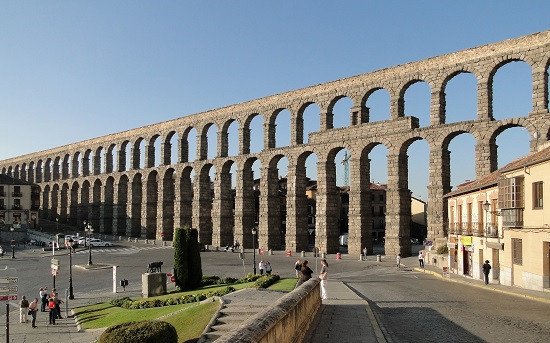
[[501, 208, 523, 228], [12, 192, 22, 197], [485, 223, 499, 238], [12, 205, 21, 210]]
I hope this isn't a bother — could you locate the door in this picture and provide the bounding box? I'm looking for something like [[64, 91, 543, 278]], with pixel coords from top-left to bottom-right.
[[463, 250, 470, 276], [492, 248, 500, 283], [479, 249, 484, 280], [544, 242, 550, 289]]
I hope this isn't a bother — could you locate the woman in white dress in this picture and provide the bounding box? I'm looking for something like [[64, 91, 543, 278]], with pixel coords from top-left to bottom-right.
[[319, 259, 329, 300]]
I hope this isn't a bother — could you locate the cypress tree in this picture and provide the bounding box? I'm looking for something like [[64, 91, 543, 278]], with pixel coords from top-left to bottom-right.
[[173, 226, 189, 290], [187, 228, 203, 289]]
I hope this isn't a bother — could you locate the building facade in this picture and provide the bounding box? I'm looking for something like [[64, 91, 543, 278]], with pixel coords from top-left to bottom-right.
[[446, 144, 550, 291], [0, 175, 40, 230]]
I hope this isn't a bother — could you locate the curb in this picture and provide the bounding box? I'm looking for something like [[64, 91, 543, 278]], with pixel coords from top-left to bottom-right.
[[412, 267, 550, 304], [343, 282, 388, 343]]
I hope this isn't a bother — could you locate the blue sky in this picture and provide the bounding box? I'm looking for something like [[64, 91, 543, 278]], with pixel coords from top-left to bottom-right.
[[1, 1, 549, 200]]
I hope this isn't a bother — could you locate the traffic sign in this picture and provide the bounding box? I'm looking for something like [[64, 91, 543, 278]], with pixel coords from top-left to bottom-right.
[[51, 269, 58, 276], [0, 295, 17, 301], [51, 258, 59, 266], [0, 277, 18, 284], [0, 286, 18, 293]]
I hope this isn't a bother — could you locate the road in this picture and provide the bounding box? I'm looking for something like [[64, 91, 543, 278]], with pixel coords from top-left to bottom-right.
[[338, 264, 550, 343]]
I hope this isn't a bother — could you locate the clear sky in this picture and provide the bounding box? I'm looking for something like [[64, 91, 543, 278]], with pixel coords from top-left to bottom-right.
[[1, 1, 549, 200]]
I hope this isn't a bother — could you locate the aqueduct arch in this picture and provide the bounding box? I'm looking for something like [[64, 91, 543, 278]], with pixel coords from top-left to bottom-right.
[[1, 31, 550, 256]]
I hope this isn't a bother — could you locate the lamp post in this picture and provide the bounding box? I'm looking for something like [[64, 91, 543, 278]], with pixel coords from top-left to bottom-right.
[[85, 223, 94, 265], [10, 227, 15, 259], [483, 200, 490, 236], [68, 238, 75, 299], [252, 227, 257, 275]]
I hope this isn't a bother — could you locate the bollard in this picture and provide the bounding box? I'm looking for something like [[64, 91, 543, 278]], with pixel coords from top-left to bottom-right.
[[119, 236, 122, 241], [301, 251, 305, 257], [128, 237, 131, 242], [134, 238, 138, 243], [152, 240, 156, 245], [376, 255, 381, 262], [268, 249, 273, 255], [321, 252, 326, 259], [286, 250, 292, 257], [163, 241, 167, 247], [359, 254, 363, 261], [336, 252, 341, 260], [145, 239, 149, 244]]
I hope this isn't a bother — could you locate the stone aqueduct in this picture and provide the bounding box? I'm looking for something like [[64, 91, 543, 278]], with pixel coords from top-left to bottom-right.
[[2, 31, 550, 257]]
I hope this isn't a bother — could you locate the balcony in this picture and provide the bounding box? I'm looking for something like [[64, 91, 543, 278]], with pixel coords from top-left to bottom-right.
[[501, 208, 523, 228], [12, 204, 21, 210], [485, 223, 499, 238], [12, 192, 23, 197]]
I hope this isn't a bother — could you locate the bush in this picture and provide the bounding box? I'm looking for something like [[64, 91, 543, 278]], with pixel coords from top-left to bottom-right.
[[254, 274, 280, 288], [109, 297, 132, 308], [237, 273, 262, 283], [98, 320, 177, 343], [436, 245, 449, 254], [200, 275, 221, 287]]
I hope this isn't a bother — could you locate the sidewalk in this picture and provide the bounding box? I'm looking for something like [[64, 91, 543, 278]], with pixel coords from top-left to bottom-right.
[[4, 289, 142, 343], [400, 256, 550, 304], [304, 280, 386, 343]]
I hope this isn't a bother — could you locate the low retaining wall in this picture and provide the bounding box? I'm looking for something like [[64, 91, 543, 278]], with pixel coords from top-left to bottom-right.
[[216, 278, 321, 343]]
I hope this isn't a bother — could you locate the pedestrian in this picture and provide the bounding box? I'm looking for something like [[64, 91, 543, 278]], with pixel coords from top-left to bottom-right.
[[0, 246, 3, 257], [294, 259, 302, 278], [396, 253, 401, 269], [54, 292, 63, 319], [258, 260, 265, 275], [482, 260, 492, 285], [19, 295, 29, 323], [319, 259, 329, 299], [296, 260, 313, 287], [362, 247, 367, 261], [29, 298, 38, 328], [418, 251, 425, 268], [265, 261, 272, 275], [48, 298, 57, 325], [41, 292, 48, 312]]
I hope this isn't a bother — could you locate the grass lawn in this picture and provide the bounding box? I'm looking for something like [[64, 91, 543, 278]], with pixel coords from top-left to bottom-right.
[[267, 278, 297, 291], [163, 300, 219, 343]]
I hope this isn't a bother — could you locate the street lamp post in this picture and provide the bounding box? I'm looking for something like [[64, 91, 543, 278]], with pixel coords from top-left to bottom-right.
[[483, 200, 490, 236], [68, 238, 75, 299], [85, 223, 94, 265], [252, 227, 257, 275], [10, 227, 15, 259]]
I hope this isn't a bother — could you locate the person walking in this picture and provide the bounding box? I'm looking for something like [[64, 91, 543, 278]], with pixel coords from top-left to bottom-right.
[[396, 253, 401, 269], [54, 292, 63, 319], [418, 251, 425, 268], [19, 296, 29, 323], [294, 259, 302, 278], [265, 261, 272, 275], [296, 260, 313, 287], [258, 260, 265, 275], [482, 260, 492, 285], [28, 298, 38, 328], [48, 297, 57, 325], [319, 259, 329, 300]]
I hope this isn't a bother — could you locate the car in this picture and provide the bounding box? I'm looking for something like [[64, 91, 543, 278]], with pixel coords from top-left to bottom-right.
[[77, 237, 88, 245], [88, 239, 112, 247]]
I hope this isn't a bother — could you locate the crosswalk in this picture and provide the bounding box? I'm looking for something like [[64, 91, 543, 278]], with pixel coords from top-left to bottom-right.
[[74, 245, 173, 255]]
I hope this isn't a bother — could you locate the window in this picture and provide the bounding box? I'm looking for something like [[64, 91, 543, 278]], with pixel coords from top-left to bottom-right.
[[512, 238, 522, 265], [533, 181, 543, 209], [14, 198, 21, 208], [0, 198, 4, 209], [498, 176, 524, 209]]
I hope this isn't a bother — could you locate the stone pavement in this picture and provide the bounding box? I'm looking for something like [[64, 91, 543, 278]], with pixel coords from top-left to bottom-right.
[[304, 280, 385, 343], [399, 255, 550, 304], [3, 289, 142, 343]]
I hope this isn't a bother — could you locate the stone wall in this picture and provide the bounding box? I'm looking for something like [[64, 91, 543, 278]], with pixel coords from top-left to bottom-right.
[[216, 278, 321, 343], [1, 30, 550, 257]]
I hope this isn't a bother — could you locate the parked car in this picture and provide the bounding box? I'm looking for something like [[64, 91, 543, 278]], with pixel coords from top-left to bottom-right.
[[88, 239, 112, 247], [77, 237, 89, 245]]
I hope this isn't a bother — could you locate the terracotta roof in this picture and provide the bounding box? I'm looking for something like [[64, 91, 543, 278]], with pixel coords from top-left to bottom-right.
[[499, 144, 550, 173], [446, 145, 550, 198]]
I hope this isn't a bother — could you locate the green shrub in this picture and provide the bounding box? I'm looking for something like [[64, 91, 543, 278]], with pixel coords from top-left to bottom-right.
[[98, 320, 177, 343], [237, 273, 261, 283], [109, 297, 132, 308], [173, 227, 190, 290], [254, 274, 280, 288], [436, 245, 449, 254], [201, 275, 221, 287]]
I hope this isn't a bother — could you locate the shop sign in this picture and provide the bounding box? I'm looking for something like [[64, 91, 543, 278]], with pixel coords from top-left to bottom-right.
[[460, 236, 473, 246]]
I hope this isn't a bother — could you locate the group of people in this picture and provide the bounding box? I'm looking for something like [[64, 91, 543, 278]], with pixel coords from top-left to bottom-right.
[[294, 258, 329, 300], [20, 287, 64, 328], [258, 260, 272, 275]]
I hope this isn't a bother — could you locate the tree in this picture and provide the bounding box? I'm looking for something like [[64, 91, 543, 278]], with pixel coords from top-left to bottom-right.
[[173, 226, 202, 290]]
